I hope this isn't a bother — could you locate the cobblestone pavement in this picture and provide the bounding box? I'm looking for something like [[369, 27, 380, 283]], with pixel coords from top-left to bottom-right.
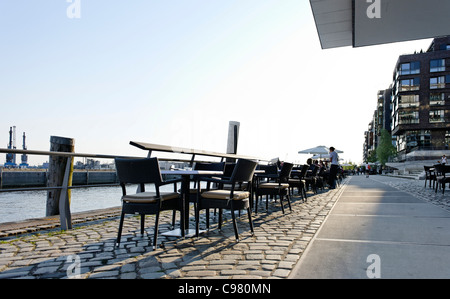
[[373, 175, 450, 211], [2, 175, 446, 279], [0, 180, 347, 279]]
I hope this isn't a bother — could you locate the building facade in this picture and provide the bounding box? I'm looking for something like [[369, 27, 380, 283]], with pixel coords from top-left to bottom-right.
[[391, 36, 450, 158], [364, 36, 450, 163]]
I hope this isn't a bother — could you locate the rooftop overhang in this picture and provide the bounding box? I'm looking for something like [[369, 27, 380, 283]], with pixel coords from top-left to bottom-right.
[[310, 0, 450, 49]]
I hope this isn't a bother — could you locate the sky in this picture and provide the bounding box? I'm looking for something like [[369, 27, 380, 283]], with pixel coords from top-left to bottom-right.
[[0, 0, 433, 166]]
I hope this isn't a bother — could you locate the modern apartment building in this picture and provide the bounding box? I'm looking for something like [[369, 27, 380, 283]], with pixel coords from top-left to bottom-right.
[[364, 36, 450, 163], [363, 88, 392, 162], [391, 36, 450, 159]]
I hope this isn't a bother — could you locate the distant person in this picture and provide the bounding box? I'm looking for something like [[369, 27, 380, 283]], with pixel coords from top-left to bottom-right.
[[328, 147, 339, 189], [441, 154, 447, 165]]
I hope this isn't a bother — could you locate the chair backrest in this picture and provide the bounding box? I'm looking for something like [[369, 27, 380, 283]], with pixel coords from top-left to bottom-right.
[[223, 163, 236, 178], [194, 162, 225, 171], [258, 164, 278, 175], [435, 164, 450, 176], [279, 162, 294, 182], [230, 159, 258, 183], [115, 158, 163, 185], [300, 164, 309, 178]]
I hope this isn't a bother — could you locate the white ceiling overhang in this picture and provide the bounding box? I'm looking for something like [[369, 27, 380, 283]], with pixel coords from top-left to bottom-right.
[[310, 0, 450, 49]]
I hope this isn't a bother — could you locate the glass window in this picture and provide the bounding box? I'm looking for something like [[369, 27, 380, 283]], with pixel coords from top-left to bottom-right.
[[399, 110, 419, 124], [429, 110, 445, 123], [399, 78, 420, 91], [430, 59, 445, 72], [430, 76, 445, 89], [399, 62, 420, 75], [399, 95, 419, 108], [430, 93, 445, 106]]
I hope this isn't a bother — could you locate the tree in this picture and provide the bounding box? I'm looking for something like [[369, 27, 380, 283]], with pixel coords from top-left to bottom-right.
[[367, 150, 377, 163], [376, 129, 397, 166]]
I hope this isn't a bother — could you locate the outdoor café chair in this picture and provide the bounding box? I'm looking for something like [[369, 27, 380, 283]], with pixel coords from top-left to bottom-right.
[[304, 165, 319, 194], [288, 164, 308, 201], [424, 165, 436, 189], [434, 164, 450, 194], [114, 157, 184, 249], [254, 162, 294, 214], [195, 159, 258, 241]]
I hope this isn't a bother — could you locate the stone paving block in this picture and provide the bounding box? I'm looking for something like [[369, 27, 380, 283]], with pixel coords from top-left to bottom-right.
[[0, 179, 349, 279]]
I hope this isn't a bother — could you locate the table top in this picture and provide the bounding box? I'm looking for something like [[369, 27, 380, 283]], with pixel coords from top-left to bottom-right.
[[161, 170, 224, 176], [130, 141, 265, 161]]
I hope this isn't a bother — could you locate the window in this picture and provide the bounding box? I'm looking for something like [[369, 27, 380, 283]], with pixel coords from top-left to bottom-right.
[[430, 59, 445, 72], [399, 78, 420, 91], [430, 76, 445, 89], [399, 110, 419, 124], [430, 93, 445, 106], [429, 110, 445, 123], [399, 62, 420, 75], [397, 130, 431, 151], [399, 95, 419, 108]]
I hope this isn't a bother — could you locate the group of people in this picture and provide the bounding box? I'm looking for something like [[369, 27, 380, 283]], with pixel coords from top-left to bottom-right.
[[305, 146, 340, 190]]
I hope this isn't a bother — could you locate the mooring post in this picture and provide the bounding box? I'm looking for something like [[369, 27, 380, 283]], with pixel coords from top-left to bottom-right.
[[46, 136, 74, 230]]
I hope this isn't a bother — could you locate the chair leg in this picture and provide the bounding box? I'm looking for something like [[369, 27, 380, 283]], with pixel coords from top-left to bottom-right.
[[140, 214, 145, 236], [280, 195, 285, 214], [195, 206, 200, 237], [218, 209, 223, 229], [116, 212, 125, 246], [286, 194, 292, 211], [230, 207, 239, 241], [247, 207, 254, 236], [153, 210, 160, 250], [171, 210, 176, 228]]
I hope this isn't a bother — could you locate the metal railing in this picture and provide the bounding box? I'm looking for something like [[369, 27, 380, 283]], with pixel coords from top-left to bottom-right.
[[0, 142, 266, 231]]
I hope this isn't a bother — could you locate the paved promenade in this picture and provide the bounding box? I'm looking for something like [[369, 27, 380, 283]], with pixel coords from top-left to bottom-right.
[[1, 175, 449, 279], [290, 175, 450, 279]]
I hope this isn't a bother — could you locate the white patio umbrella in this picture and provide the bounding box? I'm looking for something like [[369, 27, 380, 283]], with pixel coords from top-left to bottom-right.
[[298, 145, 343, 155]]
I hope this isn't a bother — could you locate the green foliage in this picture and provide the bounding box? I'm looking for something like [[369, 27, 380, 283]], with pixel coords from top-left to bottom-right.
[[376, 129, 397, 165]]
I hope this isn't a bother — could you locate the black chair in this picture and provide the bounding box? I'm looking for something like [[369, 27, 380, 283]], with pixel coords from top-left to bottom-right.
[[288, 164, 308, 201], [304, 165, 319, 194], [424, 166, 436, 189], [254, 162, 294, 214], [195, 159, 258, 241], [435, 164, 450, 194], [114, 158, 184, 249]]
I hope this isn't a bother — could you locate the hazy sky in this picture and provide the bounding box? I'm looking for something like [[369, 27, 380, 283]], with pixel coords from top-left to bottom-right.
[[0, 1, 433, 166]]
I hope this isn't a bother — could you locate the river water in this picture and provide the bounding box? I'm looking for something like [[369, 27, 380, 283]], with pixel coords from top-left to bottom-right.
[[0, 184, 176, 224]]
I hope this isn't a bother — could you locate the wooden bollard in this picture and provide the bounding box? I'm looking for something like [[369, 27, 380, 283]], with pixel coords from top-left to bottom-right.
[[46, 136, 74, 228]]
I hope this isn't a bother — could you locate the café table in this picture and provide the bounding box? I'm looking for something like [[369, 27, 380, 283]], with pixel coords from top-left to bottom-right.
[[160, 169, 223, 237]]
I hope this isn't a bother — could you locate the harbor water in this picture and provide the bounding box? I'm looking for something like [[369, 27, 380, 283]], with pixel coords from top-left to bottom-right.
[[0, 184, 177, 224]]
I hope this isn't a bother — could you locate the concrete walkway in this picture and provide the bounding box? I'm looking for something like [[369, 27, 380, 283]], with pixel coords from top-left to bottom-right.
[[289, 175, 450, 279]]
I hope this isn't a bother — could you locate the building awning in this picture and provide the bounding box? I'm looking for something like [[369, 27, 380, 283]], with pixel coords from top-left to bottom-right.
[[310, 0, 450, 49]]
